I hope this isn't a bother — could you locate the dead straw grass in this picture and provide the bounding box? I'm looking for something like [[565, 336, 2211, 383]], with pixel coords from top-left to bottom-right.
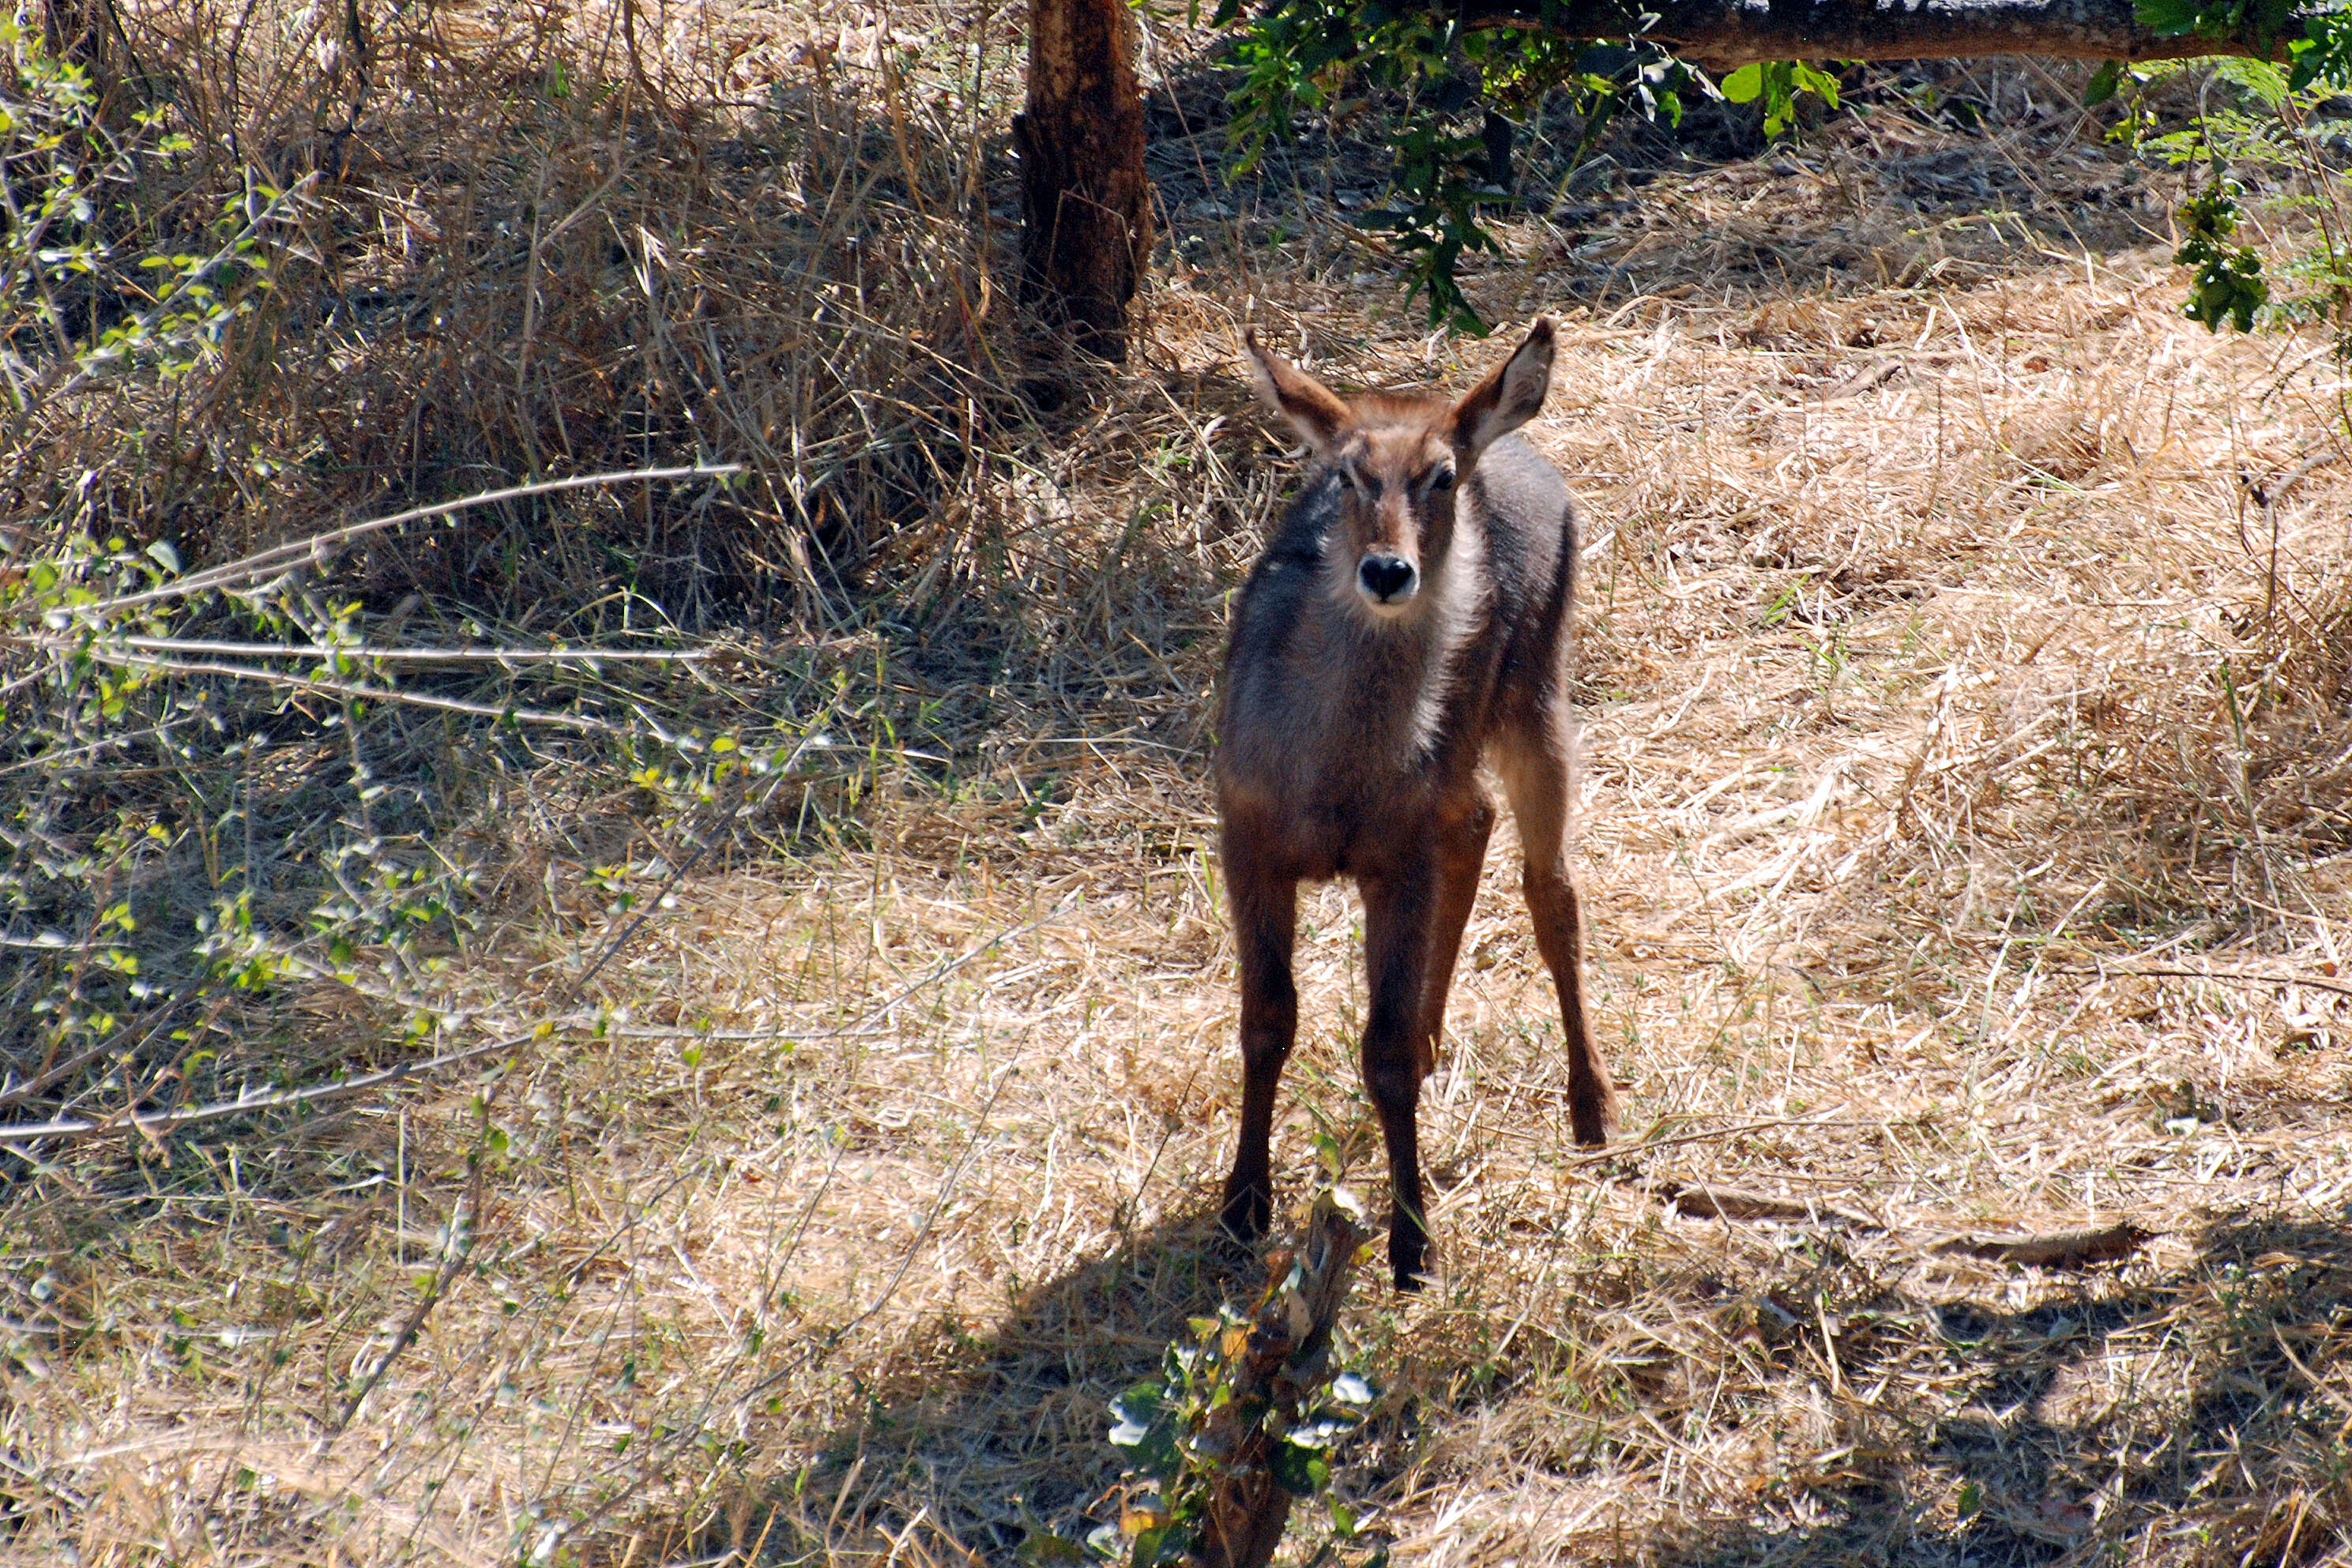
[[6, 17, 2352, 1568], [15, 0, 1030, 627]]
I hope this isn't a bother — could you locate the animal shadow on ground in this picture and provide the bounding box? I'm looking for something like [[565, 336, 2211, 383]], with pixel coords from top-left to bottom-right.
[[634, 1189, 2352, 1568], [747, 1205, 1267, 1560], [1651, 1209, 2352, 1568], [681, 1203, 2352, 1566]]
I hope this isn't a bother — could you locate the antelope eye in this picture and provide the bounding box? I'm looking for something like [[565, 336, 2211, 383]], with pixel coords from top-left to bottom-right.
[[1427, 466, 1455, 493]]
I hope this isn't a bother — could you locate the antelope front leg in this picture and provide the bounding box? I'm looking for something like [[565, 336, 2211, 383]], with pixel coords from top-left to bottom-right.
[[1220, 846, 1298, 1244], [1360, 863, 1438, 1288]]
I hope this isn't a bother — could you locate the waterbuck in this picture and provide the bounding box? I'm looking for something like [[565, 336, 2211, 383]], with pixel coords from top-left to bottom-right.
[[1216, 318, 1620, 1289]]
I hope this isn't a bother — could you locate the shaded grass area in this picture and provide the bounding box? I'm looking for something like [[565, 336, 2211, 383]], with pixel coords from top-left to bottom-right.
[[6, 2, 2352, 1565], [651, 1208, 2352, 1566]]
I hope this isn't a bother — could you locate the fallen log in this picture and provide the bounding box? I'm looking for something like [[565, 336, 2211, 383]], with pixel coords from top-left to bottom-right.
[[1651, 1175, 1879, 1231], [1644, 1176, 2152, 1268], [1448, 0, 2301, 67], [1933, 1221, 2151, 1268]]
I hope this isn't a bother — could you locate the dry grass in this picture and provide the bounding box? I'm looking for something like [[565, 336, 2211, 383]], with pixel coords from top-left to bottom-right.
[[6, 8, 2352, 1567]]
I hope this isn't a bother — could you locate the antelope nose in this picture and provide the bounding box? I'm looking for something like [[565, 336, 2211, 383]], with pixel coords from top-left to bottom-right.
[[1358, 554, 1418, 604]]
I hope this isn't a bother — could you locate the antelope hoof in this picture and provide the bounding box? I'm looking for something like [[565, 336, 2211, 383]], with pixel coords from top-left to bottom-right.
[[1390, 1229, 1431, 1292], [1571, 1081, 1622, 1148], [1220, 1177, 1272, 1243]]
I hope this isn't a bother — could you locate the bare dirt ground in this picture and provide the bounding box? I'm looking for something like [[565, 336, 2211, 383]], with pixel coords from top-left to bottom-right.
[[7, 5, 2352, 1565]]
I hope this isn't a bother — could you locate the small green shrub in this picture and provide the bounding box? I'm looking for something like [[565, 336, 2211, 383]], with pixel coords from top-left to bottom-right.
[[1030, 1191, 1387, 1567]]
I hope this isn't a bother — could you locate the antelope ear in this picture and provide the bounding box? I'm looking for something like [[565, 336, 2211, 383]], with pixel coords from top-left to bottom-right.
[[1244, 328, 1352, 457], [1447, 317, 1556, 458]]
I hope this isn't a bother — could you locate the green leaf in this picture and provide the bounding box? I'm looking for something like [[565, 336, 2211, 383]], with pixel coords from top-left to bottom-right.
[[1108, 1383, 1165, 1445], [2134, 0, 2205, 35], [1285, 1414, 1353, 1448], [1311, 1130, 1344, 1180], [1016, 1532, 1092, 1565], [1108, 1385, 1180, 1476], [2083, 58, 2125, 105], [2175, 186, 2270, 333], [1719, 62, 1765, 102], [1270, 1438, 1330, 1496]]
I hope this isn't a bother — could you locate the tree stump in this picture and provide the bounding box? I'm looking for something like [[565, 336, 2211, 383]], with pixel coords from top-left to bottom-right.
[[1013, 0, 1151, 362], [1195, 1198, 1367, 1568]]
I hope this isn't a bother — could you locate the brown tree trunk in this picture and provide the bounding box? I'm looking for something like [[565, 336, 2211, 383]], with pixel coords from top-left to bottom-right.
[[1014, 0, 1152, 362]]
